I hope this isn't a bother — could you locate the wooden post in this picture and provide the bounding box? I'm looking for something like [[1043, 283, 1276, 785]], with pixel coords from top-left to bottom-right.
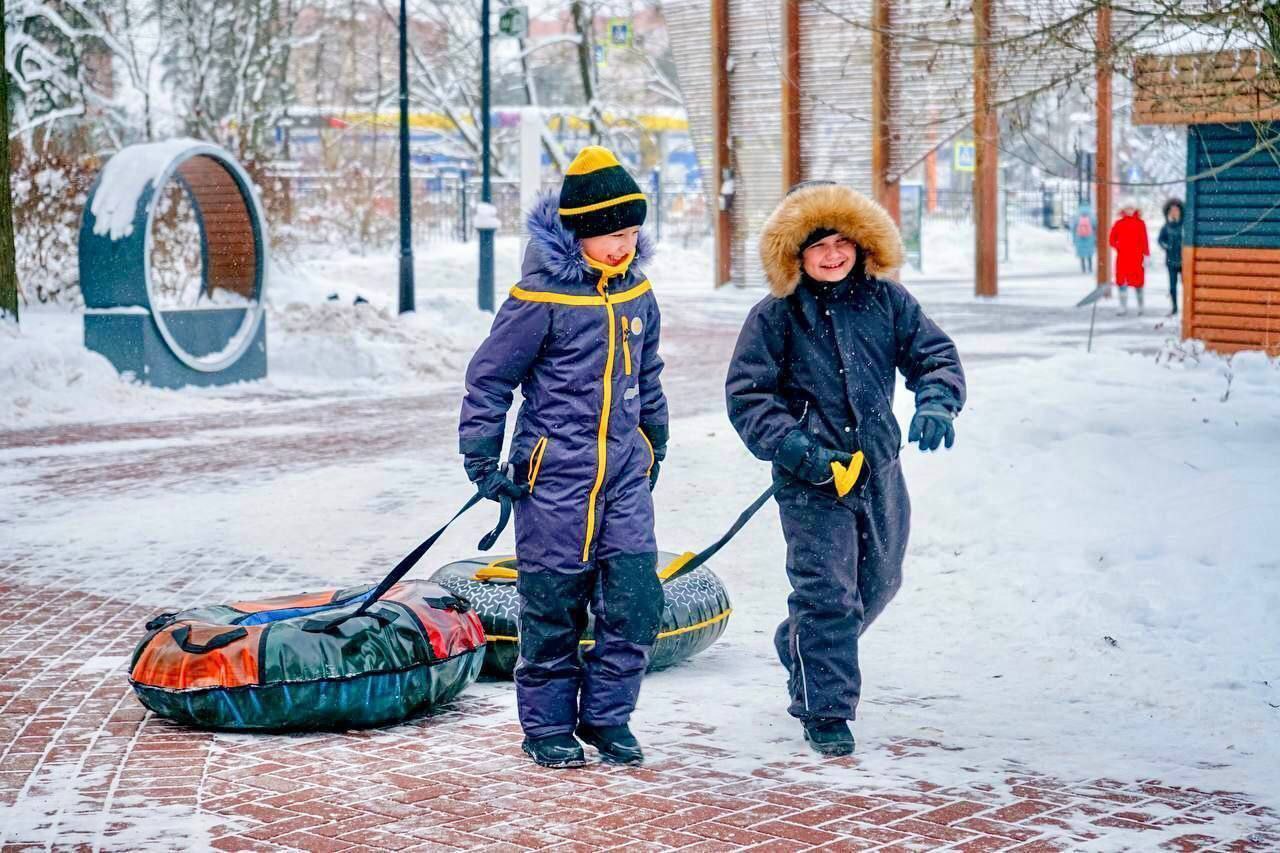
[[712, 0, 733, 287], [871, 0, 899, 223], [781, 0, 802, 192], [1181, 246, 1195, 340], [973, 0, 997, 297], [1096, 3, 1112, 288], [925, 149, 937, 214]]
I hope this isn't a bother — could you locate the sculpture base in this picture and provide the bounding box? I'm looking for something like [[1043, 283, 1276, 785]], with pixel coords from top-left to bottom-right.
[[85, 307, 267, 389]]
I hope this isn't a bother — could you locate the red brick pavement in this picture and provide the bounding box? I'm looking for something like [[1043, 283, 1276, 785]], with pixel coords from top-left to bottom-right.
[[1, 564, 1277, 852]]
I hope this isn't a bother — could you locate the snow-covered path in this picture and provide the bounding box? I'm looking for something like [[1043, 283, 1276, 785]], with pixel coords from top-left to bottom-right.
[[2, 241, 1278, 850]]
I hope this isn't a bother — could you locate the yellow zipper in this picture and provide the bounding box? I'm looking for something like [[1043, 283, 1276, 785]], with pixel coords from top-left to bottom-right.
[[582, 272, 619, 562], [620, 315, 633, 376], [528, 436, 549, 492], [638, 426, 655, 478]]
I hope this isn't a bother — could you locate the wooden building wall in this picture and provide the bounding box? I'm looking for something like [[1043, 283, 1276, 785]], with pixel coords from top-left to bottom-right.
[[1183, 122, 1280, 355]]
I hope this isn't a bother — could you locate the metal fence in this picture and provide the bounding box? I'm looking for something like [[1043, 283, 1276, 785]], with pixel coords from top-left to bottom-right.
[[928, 188, 1069, 229], [271, 171, 711, 251]]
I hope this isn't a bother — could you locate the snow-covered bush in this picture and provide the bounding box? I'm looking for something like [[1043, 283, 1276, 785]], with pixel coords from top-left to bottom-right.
[[10, 141, 98, 306]]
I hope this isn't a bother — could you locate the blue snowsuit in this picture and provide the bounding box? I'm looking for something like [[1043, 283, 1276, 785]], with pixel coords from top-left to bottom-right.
[[726, 182, 965, 723], [459, 194, 668, 739]]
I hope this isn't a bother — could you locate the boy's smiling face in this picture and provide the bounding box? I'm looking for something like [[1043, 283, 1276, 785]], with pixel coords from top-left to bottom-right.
[[801, 233, 857, 282], [582, 227, 640, 268]]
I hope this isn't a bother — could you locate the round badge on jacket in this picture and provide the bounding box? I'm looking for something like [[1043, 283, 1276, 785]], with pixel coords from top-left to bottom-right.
[[631, 317, 643, 335]]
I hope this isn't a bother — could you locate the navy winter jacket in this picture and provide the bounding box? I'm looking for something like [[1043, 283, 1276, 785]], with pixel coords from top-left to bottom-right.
[[726, 182, 964, 476], [459, 194, 668, 564]]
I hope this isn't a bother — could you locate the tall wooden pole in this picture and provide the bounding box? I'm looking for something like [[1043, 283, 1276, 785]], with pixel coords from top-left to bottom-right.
[[871, 0, 899, 224], [925, 149, 937, 214], [973, 0, 998, 297], [712, 0, 732, 287], [1096, 3, 1112, 288], [781, 0, 802, 191]]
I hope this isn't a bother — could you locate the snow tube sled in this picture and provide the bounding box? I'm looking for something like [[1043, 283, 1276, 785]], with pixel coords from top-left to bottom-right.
[[129, 580, 486, 731], [430, 551, 732, 676]]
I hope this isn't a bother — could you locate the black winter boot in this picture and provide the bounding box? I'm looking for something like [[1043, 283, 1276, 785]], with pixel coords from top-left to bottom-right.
[[522, 734, 587, 768], [803, 719, 855, 757], [576, 722, 644, 765]]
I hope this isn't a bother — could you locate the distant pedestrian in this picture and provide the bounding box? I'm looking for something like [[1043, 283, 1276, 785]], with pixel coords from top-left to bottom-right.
[[1073, 203, 1097, 274], [1158, 199, 1184, 316], [1109, 200, 1150, 316]]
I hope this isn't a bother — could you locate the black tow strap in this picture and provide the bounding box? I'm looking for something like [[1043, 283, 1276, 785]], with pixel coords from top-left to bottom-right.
[[663, 479, 789, 584], [302, 491, 511, 633]]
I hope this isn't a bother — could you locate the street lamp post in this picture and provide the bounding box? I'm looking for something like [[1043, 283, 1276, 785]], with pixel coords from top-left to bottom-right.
[[398, 0, 415, 314], [476, 0, 496, 312]]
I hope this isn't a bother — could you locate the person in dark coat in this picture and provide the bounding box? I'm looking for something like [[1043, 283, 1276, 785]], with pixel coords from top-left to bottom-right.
[[459, 146, 668, 768], [1158, 199, 1184, 316], [725, 182, 965, 757]]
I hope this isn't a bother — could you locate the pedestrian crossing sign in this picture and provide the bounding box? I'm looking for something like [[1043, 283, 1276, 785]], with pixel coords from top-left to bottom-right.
[[608, 18, 633, 48]]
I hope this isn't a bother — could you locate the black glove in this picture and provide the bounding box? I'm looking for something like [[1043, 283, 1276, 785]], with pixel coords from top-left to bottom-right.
[[641, 424, 668, 493], [908, 406, 956, 452], [776, 430, 852, 485], [464, 455, 527, 502], [794, 444, 854, 485]]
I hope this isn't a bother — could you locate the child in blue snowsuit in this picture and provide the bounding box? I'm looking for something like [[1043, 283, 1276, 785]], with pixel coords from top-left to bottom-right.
[[459, 147, 668, 768], [726, 182, 965, 756]]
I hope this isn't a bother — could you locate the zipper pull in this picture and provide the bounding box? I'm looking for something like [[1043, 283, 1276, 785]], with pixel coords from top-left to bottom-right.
[[621, 315, 633, 376]]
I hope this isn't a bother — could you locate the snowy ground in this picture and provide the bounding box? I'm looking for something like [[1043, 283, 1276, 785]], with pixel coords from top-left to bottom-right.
[[3, 224, 1278, 848]]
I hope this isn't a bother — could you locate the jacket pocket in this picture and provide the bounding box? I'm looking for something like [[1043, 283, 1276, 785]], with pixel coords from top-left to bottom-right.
[[528, 436, 550, 492], [637, 427, 656, 477]]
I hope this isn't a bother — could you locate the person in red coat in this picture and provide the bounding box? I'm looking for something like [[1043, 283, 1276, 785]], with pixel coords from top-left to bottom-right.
[[1109, 201, 1150, 316]]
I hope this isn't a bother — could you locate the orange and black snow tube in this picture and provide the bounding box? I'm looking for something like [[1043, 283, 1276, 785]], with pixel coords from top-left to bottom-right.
[[129, 580, 486, 731]]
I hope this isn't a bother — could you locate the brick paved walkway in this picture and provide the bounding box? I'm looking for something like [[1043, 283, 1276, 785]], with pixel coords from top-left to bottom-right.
[[1, 305, 1274, 851], [1, 562, 1276, 852]]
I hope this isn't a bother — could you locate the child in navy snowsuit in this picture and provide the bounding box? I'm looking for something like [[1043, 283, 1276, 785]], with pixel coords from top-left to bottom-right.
[[459, 147, 668, 768], [726, 182, 965, 756]]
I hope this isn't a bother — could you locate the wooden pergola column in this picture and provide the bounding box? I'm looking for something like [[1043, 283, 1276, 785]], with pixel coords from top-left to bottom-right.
[[973, 0, 998, 297], [712, 0, 733, 287], [871, 0, 899, 223], [1096, 4, 1112, 287], [782, 0, 802, 191]]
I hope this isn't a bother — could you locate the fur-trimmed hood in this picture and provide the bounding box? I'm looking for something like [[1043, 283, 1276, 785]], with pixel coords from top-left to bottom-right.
[[523, 191, 654, 284], [759, 183, 904, 298]]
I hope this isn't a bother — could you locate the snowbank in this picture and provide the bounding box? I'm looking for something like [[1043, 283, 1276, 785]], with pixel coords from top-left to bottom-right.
[[0, 243, 505, 429], [0, 311, 246, 429]]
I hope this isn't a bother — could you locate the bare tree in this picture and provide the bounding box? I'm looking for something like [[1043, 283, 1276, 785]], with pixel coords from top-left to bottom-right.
[[160, 0, 305, 164], [1, 11, 19, 322]]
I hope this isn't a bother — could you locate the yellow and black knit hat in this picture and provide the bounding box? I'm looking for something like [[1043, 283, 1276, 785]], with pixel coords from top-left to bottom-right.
[[559, 146, 647, 239]]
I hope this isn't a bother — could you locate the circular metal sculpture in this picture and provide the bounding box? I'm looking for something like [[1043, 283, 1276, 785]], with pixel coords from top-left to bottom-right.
[[129, 580, 486, 731], [79, 139, 268, 387], [431, 551, 733, 676]]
